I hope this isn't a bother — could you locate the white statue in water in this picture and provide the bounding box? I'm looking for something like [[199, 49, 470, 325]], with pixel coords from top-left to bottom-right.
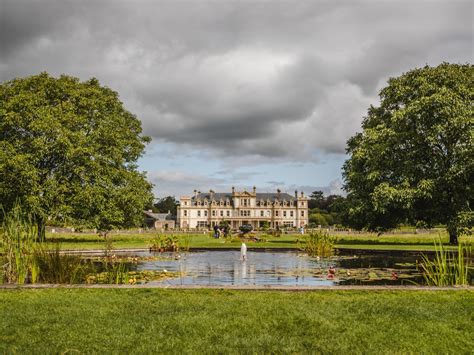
[[240, 242, 247, 261]]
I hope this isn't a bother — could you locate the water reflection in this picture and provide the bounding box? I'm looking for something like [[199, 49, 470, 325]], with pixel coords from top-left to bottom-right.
[[131, 250, 423, 286]]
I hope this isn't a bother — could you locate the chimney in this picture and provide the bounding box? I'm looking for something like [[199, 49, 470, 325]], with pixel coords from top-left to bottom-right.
[[277, 188, 281, 197], [210, 189, 215, 199], [295, 190, 298, 198], [232, 186, 235, 194], [194, 189, 198, 198], [301, 191, 304, 197], [253, 186, 256, 194]]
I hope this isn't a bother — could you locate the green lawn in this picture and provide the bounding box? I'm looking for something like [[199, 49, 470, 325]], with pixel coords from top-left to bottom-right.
[[47, 231, 473, 252], [0, 289, 472, 353]]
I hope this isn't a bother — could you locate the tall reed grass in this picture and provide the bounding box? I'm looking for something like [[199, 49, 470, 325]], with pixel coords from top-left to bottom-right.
[[298, 231, 336, 257], [0, 205, 40, 284], [0, 204, 133, 285], [419, 240, 472, 286], [34, 244, 90, 284]]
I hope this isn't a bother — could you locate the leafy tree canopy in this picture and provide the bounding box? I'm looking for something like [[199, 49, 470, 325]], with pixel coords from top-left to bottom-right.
[[343, 63, 473, 244], [308, 190, 345, 212], [153, 196, 178, 216], [309, 213, 329, 227], [308, 191, 324, 210], [0, 73, 153, 233]]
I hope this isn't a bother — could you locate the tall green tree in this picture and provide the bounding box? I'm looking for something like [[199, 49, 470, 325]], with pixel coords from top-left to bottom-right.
[[153, 196, 178, 216], [308, 190, 324, 209], [0, 73, 153, 235], [343, 63, 473, 244]]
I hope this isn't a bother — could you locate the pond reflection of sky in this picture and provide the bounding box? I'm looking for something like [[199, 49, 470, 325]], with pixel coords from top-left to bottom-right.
[[125, 250, 424, 286]]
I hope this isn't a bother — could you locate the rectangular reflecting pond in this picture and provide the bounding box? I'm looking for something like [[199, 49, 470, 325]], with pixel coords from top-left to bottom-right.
[[112, 249, 460, 286]]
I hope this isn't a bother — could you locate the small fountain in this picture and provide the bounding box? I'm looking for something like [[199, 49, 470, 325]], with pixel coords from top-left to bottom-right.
[[240, 243, 247, 261]]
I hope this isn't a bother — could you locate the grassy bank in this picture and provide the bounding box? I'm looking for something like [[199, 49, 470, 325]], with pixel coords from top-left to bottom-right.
[[47, 231, 474, 251], [0, 289, 472, 353]]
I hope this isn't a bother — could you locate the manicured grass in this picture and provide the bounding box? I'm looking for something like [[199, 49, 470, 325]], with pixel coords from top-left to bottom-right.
[[48, 231, 473, 252], [0, 289, 472, 353]]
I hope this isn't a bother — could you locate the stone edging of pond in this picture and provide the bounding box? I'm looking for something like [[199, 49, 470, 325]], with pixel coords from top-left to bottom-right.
[[1, 284, 472, 291]]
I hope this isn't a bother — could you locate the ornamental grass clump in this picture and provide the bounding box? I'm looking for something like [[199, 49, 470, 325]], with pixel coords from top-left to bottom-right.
[[149, 234, 180, 252], [419, 240, 472, 286], [97, 259, 130, 284], [0, 205, 40, 284], [34, 244, 91, 284], [299, 231, 336, 257]]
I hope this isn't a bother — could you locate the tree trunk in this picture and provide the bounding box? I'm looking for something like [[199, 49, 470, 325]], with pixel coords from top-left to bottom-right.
[[37, 217, 46, 241], [447, 224, 458, 245]]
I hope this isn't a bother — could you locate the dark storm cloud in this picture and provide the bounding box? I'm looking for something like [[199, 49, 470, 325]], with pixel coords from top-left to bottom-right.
[[1, 0, 472, 159]]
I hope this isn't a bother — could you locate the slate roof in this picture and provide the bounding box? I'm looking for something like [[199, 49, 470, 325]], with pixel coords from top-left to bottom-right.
[[192, 192, 296, 201], [143, 211, 174, 220]]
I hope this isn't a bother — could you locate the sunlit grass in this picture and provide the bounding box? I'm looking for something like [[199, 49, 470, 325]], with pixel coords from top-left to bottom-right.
[[45, 230, 473, 251], [0, 289, 472, 353]]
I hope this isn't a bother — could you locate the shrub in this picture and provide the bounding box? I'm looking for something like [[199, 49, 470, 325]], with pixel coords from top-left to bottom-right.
[[299, 231, 336, 257], [309, 213, 328, 226], [149, 234, 180, 252], [239, 224, 253, 235]]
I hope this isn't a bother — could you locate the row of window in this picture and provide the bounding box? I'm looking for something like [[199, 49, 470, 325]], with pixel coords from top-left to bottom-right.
[[182, 210, 305, 217], [183, 200, 306, 207], [241, 198, 250, 206], [196, 221, 296, 227]]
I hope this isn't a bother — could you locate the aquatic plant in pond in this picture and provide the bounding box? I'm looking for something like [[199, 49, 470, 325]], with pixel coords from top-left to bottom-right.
[[418, 240, 472, 286], [34, 244, 91, 284], [97, 258, 130, 284], [298, 231, 336, 257], [87, 253, 184, 284], [87, 260, 179, 285], [0, 205, 40, 284], [102, 233, 115, 257], [149, 234, 181, 252]]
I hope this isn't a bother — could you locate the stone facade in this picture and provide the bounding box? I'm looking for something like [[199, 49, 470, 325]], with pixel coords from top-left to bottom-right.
[[177, 187, 308, 230], [143, 210, 176, 230]]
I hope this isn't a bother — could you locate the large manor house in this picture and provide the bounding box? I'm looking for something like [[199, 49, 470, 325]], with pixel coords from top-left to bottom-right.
[[177, 187, 308, 230]]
